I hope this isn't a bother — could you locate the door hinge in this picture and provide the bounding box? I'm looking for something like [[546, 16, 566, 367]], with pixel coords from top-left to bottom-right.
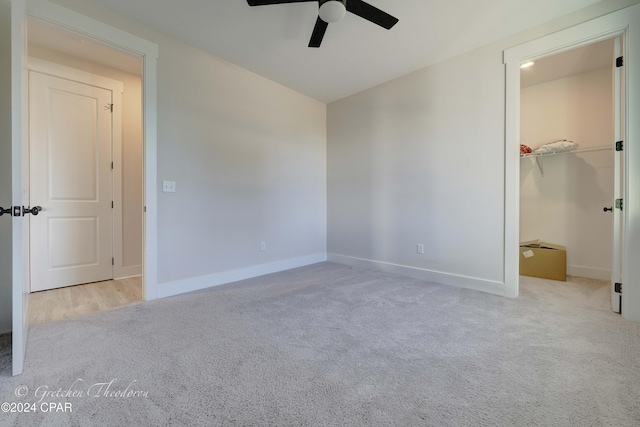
[[144, 206, 147, 213], [616, 141, 623, 151], [112, 257, 115, 266], [105, 103, 113, 112], [111, 201, 114, 209], [615, 199, 623, 211], [615, 283, 622, 293], [616, 56, 624, 67], [111, 161, 114, 170]]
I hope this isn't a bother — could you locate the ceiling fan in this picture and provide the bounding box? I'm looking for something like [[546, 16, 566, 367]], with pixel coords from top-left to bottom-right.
[[247, 0, 399, 48]]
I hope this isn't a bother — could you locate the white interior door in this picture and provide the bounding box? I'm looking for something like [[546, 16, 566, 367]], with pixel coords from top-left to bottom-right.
[[611, 36, 625, 313], [29, 71, 114, 292], [10, 0, 28, 377]]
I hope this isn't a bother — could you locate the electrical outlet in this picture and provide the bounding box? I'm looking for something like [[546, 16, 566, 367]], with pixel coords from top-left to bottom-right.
[[417, 244, 424, 255], [261, 241, 267, 252], [162, 181, 176, 193]]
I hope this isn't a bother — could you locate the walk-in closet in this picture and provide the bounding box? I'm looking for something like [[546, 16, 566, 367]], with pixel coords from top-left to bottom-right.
[[519, 37, 622, 309]]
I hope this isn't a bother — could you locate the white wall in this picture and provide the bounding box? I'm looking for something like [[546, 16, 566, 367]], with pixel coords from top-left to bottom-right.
[[119, 70, 143, 273], [27, 45, 144, 276], [520, 67, 613, 279], [49, 0, 327, 293], [0, 0, 13, 334], [327, 1, 637, 294]]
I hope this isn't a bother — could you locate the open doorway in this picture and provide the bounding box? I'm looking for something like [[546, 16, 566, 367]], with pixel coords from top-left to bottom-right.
[[502, 4, 640, 324], [518, 38, 619, 311], [26, 17, 144, 325], [11, 0, 157, 375]]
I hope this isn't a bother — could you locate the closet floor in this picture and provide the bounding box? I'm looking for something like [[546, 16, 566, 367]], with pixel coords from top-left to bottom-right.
[[520, 274, 612, 311]]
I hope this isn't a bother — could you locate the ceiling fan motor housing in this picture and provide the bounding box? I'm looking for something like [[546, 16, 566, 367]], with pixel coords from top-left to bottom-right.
[[319, 0, 347, 23]]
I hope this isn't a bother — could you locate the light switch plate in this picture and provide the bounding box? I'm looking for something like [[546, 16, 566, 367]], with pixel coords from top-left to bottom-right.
[[162, 181, 176, 193]]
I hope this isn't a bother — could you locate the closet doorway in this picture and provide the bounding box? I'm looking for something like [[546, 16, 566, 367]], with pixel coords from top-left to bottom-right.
[[518, 37, 624, 313]]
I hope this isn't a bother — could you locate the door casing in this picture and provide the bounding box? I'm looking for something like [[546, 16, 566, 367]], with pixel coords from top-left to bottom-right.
[[26, 0, 159, 301]]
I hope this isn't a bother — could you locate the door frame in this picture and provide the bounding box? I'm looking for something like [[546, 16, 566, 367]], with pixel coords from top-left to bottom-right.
[[28, 58, 125, 291], [503, 4, 640, 322], [25, 0, 159, 302]]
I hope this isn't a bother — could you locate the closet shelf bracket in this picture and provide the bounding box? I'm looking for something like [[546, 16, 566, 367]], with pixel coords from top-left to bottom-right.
[[535, 156, 545, 177]]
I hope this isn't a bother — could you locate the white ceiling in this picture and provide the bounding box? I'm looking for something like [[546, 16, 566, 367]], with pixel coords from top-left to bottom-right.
[[49, 0, 602, 102], [521, 38, 614, 87], [28, 17, 142, 76]]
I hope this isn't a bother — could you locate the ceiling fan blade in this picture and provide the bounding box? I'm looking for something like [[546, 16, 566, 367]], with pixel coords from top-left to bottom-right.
[[247, 0, 315, 5], [345, 0, 398, 29], [309, 17, 329, 48]]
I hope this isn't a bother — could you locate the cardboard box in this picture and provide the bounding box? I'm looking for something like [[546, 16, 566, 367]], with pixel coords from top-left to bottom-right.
[[520, 240, 567, 281]]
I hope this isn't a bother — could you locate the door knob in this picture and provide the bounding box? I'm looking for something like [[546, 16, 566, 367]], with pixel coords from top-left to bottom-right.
[[0, 206, 11, 216], [23, 206, 42, 216], [603, 207, 613, 212]]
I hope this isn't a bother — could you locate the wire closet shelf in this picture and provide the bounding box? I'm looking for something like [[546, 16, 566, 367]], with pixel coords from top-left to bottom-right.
[[520, 144, 612, 158], [520, 144, 613, 177]]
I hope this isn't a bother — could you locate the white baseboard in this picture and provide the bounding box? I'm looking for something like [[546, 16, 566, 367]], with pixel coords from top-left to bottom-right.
[[328, 253, 508, 296], [567, 265, 611, 281], [157, 253, 328, 299], [115, 264, 142, 280]]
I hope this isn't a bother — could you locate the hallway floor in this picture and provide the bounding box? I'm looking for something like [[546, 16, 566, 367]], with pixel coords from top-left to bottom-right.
[[28, 276, 143, 326]]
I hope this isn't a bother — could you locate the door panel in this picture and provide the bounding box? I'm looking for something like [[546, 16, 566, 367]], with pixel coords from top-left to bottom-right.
[[612, 36, 624, 313], [29, 71, 113, 292], [48, 91, 99, 201], [50, 217, 99, 268]]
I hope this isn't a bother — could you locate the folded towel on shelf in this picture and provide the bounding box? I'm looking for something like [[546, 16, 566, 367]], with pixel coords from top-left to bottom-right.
[[534, 139, 577, 154]]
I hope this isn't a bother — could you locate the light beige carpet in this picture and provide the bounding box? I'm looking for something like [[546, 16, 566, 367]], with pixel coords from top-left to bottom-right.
[[0, 262, 639, 426]]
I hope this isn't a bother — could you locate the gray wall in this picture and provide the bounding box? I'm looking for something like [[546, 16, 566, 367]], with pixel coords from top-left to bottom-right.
[[327, 0, 638, 291], [327, 44, 505, 283], [52, 0, 328, 291], [0, 0, 13, 334]]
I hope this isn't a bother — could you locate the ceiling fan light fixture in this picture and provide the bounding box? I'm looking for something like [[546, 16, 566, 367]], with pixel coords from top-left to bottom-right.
[[246, 0, 398, 48], [319, 0, 347, 23]]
